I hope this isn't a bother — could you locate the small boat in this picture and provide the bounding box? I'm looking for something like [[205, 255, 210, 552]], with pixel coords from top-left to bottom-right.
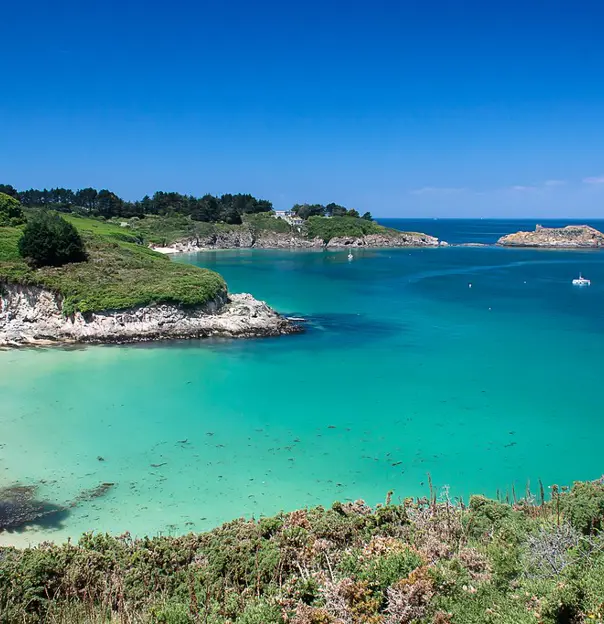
[[347, 252, 354, 261], [572, 274, 591, 286]]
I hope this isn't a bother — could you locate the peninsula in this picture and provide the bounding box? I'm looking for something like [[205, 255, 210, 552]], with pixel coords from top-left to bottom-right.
[[150, 213, 442, 252], [497, 223, 604, 248], [2, 184, 443, 251], [0, 195, 299, 346]]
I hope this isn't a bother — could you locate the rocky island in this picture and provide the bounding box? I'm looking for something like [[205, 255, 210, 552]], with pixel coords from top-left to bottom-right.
[[0, 198, 299, 346], [497, 223, 604, 248]]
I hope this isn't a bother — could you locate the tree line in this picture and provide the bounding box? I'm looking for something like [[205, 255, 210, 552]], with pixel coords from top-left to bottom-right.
[[0, 184, 273, 224], [292, 202, 372, 221], [0, 184, 371, 223]]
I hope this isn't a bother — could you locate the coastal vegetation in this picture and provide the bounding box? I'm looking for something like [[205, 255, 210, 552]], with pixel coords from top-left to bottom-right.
[[114, 213, 404, 247], [6, 184, 372, 226], [13, 186, 274, 225], [1, 478, 604, 623], [0, 210, 225, 315], [292, 202, 372, 221], [306, 215, 392, 242], [1, 184, 443, 249]]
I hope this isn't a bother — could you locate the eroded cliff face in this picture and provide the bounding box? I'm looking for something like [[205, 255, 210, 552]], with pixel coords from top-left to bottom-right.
[[497, 225, 604, 248], [0, 283, 299, 346]]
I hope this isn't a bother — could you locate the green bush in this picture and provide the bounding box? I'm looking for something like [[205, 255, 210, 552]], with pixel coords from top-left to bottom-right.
[[560, 480, 604, 534], [18, 211, 87, 267], [235, 600, 283, 624], [338, 547, 423, 593], [465, 495, 523, 538], [148, 602, 193, 623], [0, 192, 25, 226]]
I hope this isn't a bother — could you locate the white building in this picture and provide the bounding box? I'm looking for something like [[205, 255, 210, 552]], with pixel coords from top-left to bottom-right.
[[272, 210, 303, 226]]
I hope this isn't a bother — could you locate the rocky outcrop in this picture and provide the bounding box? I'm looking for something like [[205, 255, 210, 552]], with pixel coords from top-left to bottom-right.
[[0, 283, 301, 346], [497, 225, 604, 248], [325, 232, 441, 247], [153, 229, 442, 253]]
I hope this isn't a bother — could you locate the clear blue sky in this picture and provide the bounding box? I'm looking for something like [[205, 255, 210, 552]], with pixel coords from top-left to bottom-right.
[[2, 0, 604, 217]]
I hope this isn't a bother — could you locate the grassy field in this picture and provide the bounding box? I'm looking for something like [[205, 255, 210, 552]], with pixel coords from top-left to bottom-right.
[[1, 479, 604, 623], [0, 215, 226, 315]]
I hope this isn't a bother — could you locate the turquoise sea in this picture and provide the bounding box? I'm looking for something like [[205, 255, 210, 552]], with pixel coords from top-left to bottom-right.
[[2, 219, 604, 546]]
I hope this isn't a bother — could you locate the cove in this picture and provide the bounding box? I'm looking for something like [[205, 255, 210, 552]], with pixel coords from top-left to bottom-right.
[[2, 222, 604, 545]]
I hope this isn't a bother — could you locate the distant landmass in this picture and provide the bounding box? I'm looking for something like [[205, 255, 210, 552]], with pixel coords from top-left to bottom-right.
[[497, 224, 604, 248]]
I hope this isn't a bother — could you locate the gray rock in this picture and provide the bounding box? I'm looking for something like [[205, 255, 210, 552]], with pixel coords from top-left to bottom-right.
[[154, 229, 441, 252], [497, 225, 604, 248], [0, 284, 301, 346]]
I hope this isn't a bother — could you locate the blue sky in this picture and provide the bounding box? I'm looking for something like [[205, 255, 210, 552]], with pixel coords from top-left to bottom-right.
[[2, 0, 604, 217]]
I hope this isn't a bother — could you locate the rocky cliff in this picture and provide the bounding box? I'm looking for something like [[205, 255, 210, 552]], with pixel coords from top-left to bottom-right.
[[0, 283, 300, 346], [154, 229, 441, 252], [497, 224, 604, 248]]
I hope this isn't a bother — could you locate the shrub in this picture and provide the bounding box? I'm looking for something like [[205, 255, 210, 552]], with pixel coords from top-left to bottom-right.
[[235, 600, 283, 623], [465, 495, 524, 539], [18, 211, 87, 267], [560, 480, 604, 535], [522, 523, 580, 578], [338, 542, 423, 593], [0, 192, 25, 226]]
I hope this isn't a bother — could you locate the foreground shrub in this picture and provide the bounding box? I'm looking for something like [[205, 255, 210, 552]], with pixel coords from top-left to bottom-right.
[[18, 211, 86, 267], [3, 484, 604, 624], [0, 192, 25, 226]]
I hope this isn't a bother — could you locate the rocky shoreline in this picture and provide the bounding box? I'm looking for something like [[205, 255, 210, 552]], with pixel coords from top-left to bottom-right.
[[0, 283, 301, 347], [497, 224, 604, 248], [156, 224, 604, 253], [152, 230, 443, 253]]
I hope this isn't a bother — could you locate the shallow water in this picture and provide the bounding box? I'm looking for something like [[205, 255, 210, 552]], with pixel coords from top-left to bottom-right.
[[2, 220, 604, 545]]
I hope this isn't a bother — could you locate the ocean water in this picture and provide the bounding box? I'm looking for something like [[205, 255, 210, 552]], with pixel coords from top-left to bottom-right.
[[2, 219, 604, 546]]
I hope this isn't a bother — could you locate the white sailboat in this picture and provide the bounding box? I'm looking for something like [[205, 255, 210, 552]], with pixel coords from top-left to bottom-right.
[[572, 273, 591, 286]]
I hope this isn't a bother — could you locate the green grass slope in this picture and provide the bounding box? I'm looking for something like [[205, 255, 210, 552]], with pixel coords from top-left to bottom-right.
[[0, 215, 226, 315]]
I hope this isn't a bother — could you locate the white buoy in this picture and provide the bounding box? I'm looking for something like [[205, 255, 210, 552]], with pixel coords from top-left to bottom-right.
[[468, 283, 472, 288]]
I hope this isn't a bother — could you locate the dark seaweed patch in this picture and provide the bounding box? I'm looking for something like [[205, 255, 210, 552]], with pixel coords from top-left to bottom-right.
[[0, 485, 67, 532]]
